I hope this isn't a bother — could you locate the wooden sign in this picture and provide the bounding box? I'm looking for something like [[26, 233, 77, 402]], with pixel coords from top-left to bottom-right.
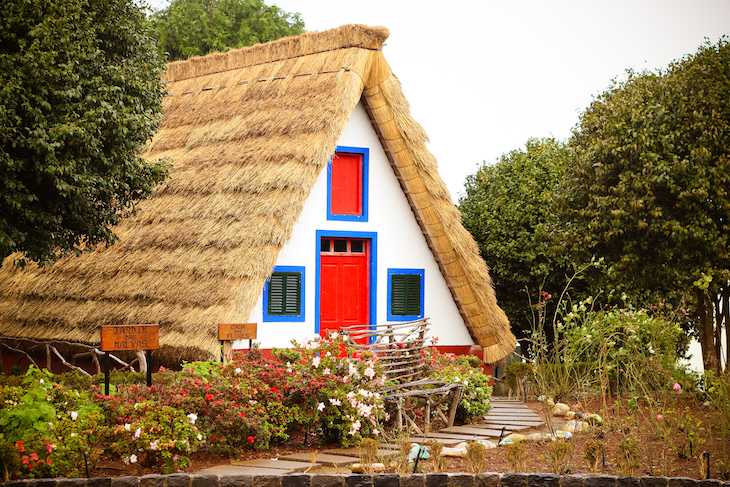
[[218, 323, 257, 341], [101, 325, 160, 351]]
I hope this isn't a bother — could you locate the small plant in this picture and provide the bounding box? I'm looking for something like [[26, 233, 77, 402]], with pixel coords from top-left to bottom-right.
[[505, 441, 529, 473], [584, 439, 605, 474], [427, 439, 446, 473], [357, 438, 378, 474], [0, 439, 21, 481], [615, 436, 640, 476], [465, 441, 489, 473], [395, 434, 412, 475], [546, 439, 574, 474]]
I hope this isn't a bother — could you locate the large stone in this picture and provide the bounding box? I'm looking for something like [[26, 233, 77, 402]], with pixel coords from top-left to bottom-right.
[[474, 473, 500, 487], [528, 474, 560, 487], [500, 473, 527, 487]]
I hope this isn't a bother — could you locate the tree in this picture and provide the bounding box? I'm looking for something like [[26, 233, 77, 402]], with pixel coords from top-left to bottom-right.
[[560, 37, 730, 372], [0, 0, 170, 265], [150, 0, 305, 61], [460, 138, 576, 348]]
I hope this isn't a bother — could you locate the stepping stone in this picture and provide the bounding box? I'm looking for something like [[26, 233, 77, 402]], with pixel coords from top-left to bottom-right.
[[481, 419, 544, 426], [280, 452, 356, 467], [480, 423, 534, 432], [410, 432, 507, 445], [196, 465, 295, 475], [327, 448, 399, 459], [440, 426, 507, 436], [232, 459, 315, 471]]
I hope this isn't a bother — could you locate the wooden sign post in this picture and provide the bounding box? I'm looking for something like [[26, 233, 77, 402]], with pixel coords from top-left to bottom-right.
[[100, 325, 160, 395], [218, 323, 257, 362]]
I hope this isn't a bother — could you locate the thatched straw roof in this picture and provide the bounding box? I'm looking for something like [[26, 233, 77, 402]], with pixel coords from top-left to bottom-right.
[[0, 25, 515, 364]]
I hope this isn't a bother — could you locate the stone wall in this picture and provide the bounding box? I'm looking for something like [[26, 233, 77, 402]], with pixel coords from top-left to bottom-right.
[[2, 472, 729, 487]]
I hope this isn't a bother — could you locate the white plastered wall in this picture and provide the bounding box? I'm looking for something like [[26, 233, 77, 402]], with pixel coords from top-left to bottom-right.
[[242, 102, 474, 349]]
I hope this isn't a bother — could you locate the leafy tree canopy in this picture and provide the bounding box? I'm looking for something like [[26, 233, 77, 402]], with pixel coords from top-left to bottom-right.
[[459, 138, 576, 343], [0, 0, 170, 265], [560, 37, 730, 300], [150, 0, 305, 61]]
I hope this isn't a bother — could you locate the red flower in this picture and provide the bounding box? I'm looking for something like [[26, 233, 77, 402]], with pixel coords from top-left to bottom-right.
[[46, 458, 52, 465], [22, 455, 29, 465], [248, 436, 255, 443], [396, 343, 405, 348], [271, 387, 279, 393], [15, 441, 24, 452], [45, 444, 52, 453], [205, 393, 214, 400], [30, 453, 38, 461]]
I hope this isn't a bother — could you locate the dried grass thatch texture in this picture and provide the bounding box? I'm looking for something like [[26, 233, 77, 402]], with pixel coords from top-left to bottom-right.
[[0, 24, 514, 364]]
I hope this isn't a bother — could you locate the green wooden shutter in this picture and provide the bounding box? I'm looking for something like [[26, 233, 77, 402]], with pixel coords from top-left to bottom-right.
[[268, 272, 301, 315], [391, 274, 421, 316]]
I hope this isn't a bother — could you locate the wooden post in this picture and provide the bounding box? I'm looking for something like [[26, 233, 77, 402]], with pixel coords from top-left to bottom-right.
[[146, 350, 152, 387], [447, 386, 463, 428], [104, 352, 110, 396]]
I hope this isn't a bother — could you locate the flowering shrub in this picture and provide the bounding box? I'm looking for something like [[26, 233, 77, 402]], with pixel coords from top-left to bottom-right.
[[429, 352, 493, 421]]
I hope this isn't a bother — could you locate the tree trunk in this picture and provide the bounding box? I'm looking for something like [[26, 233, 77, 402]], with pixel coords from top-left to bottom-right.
[[724, 286, 729, 373], [697, 288, 719, 372]]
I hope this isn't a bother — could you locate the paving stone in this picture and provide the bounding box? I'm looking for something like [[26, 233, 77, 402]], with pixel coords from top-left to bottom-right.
[[234, 460, 316, 472], [111, 477, 139, 487], [345, 475, 373, 487], [616, 478, 639, 487], [528, 474, 560, 487], [191, 475, 219, 487], [447, 474, 475, 487], [253, 474, 283, 487], [426, 474, 449, 487], [167, 475, 192, 487], [281, 454, 357, 468], [560, 475, 586, 487], [310, 475, 345, 487], [668, 479, 698, 487], [221, 476, 253, 487], [639, 479, 668, 487], [326, 448, 398, 459], [401, 474, 426, 487], [440, 426, 506, 436], [196, 466, 294, 476], [585, 477, 617, 487], [282, 475, 311, 487], [86, 480, 112, 487], [372, 474, 400, 487], [139, 476, 165, 487], [474, 473, 500, 487], [500, 474, 527, 487]]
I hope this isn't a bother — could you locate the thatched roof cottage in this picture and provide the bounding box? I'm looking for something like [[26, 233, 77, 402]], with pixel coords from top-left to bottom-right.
[[0, 25, 515, 370]]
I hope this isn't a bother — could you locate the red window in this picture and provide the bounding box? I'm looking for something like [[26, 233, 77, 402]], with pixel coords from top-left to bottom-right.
[[330, 152, 362, 216]]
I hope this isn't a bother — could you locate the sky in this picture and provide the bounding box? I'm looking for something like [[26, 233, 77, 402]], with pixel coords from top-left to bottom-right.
[[148, 0, 730, 203]]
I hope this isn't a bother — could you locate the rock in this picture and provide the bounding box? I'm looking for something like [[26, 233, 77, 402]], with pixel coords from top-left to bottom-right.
[[585, 413, 603, 425], [552, 403, 570, 416], [408, 444, 430, 462], [443, 440, 497, 457], [351, 463, 386, 473], [500, 433, 526, 445], [554, 429, 573, 439], [525, 433, 551, 442], [565, 411, 576, 420], [563, 420, 590, 433]]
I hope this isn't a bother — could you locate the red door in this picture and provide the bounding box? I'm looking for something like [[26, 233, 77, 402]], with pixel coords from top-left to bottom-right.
[[320, 238, 369, 343]]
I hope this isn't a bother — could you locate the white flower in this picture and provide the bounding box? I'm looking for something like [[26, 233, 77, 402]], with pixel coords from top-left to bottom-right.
[[312, 356, 321, 368], [323, 368, 331, 375], [235, 368, 242, 374], [134, 428, 141, 439], [197, 434, 203, 441], [124, 423, 131, 431], [70, 433, 77, 437], [317, 402, 325, 411], [331, 332, 339, 340], [364, 367, 375, 379], [150, 440, 158, 451], [329, 398, 341, 406], [187, 413, 198, 424], [129, 454, 138, 464], [70, 411, 78, 421]]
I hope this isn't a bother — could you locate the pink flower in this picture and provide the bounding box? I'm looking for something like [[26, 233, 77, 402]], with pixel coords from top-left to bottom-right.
[[649, 357, 653, 362], [657, 414, 663, 421], [673, 382, 681, 391]]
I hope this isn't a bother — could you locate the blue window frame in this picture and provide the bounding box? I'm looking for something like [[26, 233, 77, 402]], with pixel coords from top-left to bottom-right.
[[263, 266, 305, 322], [327, 146, 369, 222], [387, 268, 425, 321]]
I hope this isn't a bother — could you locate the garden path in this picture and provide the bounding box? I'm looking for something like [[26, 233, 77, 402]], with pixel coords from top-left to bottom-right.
[[195, 398, 547, 475]]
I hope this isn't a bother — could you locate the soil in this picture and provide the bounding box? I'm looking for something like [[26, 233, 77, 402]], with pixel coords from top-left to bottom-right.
[[91, 397, 726, 480]]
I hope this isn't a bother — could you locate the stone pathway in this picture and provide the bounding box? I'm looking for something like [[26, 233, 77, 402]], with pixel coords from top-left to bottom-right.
[[195, 397, 546, 475]]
